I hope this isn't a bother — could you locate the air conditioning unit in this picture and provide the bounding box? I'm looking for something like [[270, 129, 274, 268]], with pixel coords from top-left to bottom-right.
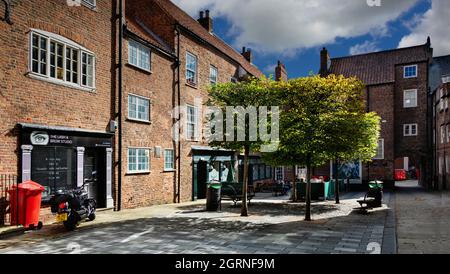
[[154, 146, 162, 158]]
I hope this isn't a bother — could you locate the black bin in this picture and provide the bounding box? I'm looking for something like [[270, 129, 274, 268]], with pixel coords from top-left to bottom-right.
[[206, 181, 222, 211]]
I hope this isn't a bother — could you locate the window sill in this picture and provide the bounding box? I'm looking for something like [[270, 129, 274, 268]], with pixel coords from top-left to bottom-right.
[[126, 118, 152, 125], [186, 82, 198, 89], [27, 72, 96, 93], [126, 171, 151, 175], [163, 169, 176, 173], [126, 63, 152, 74]]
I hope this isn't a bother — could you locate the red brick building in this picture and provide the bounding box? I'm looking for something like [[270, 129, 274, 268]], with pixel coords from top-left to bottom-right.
[[431, 55, 450, 190], [0, 0, 115, 211], [119, 0, 262, 208], [318, 41, 434, 188]]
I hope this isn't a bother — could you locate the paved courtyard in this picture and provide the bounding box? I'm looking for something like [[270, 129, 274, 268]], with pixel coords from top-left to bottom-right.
[[0, 191, 394, 254]]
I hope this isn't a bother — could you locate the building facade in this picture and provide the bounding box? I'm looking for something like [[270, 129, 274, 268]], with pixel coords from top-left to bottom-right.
[[0, 0, 115, 212], [318, 41, 434, 188]]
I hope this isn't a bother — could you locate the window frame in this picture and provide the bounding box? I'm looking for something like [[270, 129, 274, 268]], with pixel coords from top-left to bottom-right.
[[127, 93, 151, 123], [186, 104, 199, 141], [209, 65, 218, 85], [186, 52, 198, 86], [373, 139, 385, 160], [404, 124, 418, 137], [403, 89, 418, 108], [29, 30, 96, 91], [275, 167, 284, 181], [403, 65, 418, 78], [81, 0, 96, 9], [128, 39, 151, 72], [127, 147, 150, 174], [164, 149, 175, 171]]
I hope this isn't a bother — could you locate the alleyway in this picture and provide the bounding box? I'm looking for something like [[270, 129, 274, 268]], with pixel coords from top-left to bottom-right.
[[395, 180, 450, 254]]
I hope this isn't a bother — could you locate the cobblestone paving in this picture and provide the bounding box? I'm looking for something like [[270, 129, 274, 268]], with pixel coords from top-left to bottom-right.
[[395, 181, 450, 254], [0, 192, 393, 254]]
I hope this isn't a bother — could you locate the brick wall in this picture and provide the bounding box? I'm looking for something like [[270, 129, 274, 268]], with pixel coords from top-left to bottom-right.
[[0, 1, 113, 174]]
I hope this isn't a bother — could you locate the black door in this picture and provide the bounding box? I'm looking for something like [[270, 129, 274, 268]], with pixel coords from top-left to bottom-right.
[[197, 161, 207, 199], [84, 149, 106, 208]]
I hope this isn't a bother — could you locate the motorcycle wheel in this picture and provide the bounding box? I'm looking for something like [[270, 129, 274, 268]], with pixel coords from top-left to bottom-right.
[[88, 213, 96, 221], [63, 213, 79, 231]]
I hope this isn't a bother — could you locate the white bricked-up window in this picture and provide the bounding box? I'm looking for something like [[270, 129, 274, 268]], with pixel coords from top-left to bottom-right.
[[30, 30, 95, 89], [373, 139, 384, 160], [128, 148, 150, 173], [446, 156, 450, 174], [441, 125, 446, 144], [186, 105, 199, 140], [210, 65, 218, 85], [128, 40, 151, 72], [164, 149, 175, 171], [186, 52, 198, 85], [403, 89, 418, 108], [404, 65, 417, 78], [128, 94, 150, 122], [439, 156, 444, 175], [404, 124, 418, 137]]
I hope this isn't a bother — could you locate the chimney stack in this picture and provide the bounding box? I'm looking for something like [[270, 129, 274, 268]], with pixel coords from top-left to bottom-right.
[[242, 47, 253, 63], [275, 60, 288, 82], [198, 9, 213, 33], [319, 47, 331, 77]]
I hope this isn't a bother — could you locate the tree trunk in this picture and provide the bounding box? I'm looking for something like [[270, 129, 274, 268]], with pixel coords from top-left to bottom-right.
[[334, 158, 340, 204], [305, 155, 312, 221], [241, 145, 249, 217], [292, 165, 297, 202]]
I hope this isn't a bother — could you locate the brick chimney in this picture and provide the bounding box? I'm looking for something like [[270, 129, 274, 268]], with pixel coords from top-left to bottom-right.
[[198, 10, 213, 33], [242, 47, 253, 63], [275, 60, 288, 82], [319, 47, 331, 77]]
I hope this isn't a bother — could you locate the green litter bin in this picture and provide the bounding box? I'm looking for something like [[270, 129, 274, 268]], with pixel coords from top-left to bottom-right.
[[206, 181, 222, 211], [368, 180, 383, 207]]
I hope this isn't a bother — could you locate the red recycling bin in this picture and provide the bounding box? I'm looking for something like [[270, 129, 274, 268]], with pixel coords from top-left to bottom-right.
[[9, 180, 45, 229], [394, 169, 407, 181]]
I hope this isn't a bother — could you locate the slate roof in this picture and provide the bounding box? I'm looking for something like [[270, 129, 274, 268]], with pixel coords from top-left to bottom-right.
[[151, 0, 262, 77], [433, 55, 450, 77], [329, 44, 432, 86]]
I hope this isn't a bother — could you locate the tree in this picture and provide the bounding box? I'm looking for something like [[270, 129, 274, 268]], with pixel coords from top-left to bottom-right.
[[265, 75, 381, 220], [206, 77, 274, 216]]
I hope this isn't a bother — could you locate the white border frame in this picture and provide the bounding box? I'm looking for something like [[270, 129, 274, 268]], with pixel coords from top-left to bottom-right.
[[127, 147, 151, 174], [404, 123, 418, 137], [127, 93, 151, 123], [403, 64, 418, 79], [164, 149, 175, 171], [186, 51, 198, 86], [127, 39, 152, 73], [403, 89, 418, 108], [373, 139, 385, 160]]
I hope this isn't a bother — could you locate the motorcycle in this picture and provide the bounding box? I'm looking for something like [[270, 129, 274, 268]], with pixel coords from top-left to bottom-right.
[[49, 179, 97, 231]]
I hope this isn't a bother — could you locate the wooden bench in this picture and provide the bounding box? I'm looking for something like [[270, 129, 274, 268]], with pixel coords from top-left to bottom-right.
[[221, 183, 255, 207], [356, 188, 382, 213]]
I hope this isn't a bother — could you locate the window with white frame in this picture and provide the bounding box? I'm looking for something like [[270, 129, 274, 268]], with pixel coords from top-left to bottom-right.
[[186, 52, 197, 85], [82, 0, 96, 8], [404, 65, 417, 78], [404, 124, 418, 136], [209, 65, 218, 85], [128, 148, 150, 173], [275, 167, 284, 181], [403, 89, 417, 108], [30, 31, 95, 89], [373, 139, 384, 160], [128, 94, 150, 122], [164, 149, 175, 171], [186, 105, 198, 140], [128, 40, 151, 72]]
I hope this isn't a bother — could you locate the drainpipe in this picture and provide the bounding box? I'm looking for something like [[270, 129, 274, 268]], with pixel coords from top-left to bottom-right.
[[176, 24, 181, 203], [117, 0, 124, 211]]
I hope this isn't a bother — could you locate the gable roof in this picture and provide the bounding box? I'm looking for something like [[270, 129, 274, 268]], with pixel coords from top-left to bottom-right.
[[433, 55, 450, 77], [151, 0, 262, 77], [329, 44, 432, 86]]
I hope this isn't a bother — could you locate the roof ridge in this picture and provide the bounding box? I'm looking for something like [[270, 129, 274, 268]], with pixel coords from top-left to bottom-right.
[[331, 43, 429, 60]]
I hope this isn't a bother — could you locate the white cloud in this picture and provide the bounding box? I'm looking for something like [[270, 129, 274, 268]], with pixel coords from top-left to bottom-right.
[[349, 41, 380, 55], [398, 0, 450, 56], [173, 0, 418, 55]]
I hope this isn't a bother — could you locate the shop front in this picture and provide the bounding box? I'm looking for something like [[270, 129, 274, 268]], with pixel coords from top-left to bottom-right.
[[19, 123, 114, 208], [191, 146, 237, 200]]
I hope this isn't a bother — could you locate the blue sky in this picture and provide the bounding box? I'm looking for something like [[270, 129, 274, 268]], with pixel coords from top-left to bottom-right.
[[174, 0, 449, 79]]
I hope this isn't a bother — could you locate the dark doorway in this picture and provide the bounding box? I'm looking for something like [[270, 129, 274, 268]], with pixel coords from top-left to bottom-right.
[[197, 161, 208, 199], [84, 148, 107, 208]]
